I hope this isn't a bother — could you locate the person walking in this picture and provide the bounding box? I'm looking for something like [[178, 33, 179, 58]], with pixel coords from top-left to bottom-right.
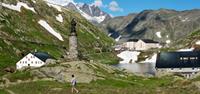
[[71, 74, 79, 93]]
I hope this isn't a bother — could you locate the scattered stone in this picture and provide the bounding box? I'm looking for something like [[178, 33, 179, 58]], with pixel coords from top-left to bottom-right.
[[4, 67, 15, 73], [45, 59, 57, 65], [51, 88, 63, 91], [30, 61, 121, 83]]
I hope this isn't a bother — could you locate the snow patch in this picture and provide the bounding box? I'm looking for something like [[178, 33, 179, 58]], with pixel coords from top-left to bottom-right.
[[38, 20, 64, 41], [89, 5, 93, 15], [79, 9, 106, 23], [108, 33, 112, 37], [181, 17, 189, 22], [117, 51, 140, 64], [156, 32, 162, 38], [32, 0, 36, 3], [196, 40, 200, 45], [93, 15, 106, 23], [115, 35, 121, 42], [143, 54, 157, 63], [166, 35, 169, 38], [166, 40, 171, 44], [45, 0, 75, 6], [1, 2, 36, 13], [56, 14, 63, 23], [46, 3, 62, 12], [177, 48, 194, 52]]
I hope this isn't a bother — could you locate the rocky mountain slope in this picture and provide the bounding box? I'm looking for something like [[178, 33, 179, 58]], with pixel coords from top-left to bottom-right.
[[65, 2, 111, 24], [100, 9, 200, 45], [0, 0, 116, 76], [100, 13, 137, 39]]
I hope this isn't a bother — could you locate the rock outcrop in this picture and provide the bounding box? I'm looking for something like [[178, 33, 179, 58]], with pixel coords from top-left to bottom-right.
[[30, 61, 123, 83]]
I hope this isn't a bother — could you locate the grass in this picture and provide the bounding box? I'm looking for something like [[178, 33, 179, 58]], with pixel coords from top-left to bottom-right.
[[0, 89, 9, 94], [88, 52, 119, 65], [4, 75, 200, 94], [5, 71, 34, 82]]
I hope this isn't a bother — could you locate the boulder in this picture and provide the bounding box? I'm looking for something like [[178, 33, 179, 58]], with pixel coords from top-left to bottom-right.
[[30, 61, 121, 83]]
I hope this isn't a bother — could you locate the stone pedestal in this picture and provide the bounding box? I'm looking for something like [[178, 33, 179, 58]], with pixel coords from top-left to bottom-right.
[[68, 34, 78, 60]]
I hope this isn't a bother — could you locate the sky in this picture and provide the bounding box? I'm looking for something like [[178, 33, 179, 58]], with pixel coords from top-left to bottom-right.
[[74, 0, 200, 16], [51, 0, 200, 17]]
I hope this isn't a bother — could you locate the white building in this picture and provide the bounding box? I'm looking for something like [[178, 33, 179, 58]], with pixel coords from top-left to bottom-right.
[[123, 39, 160, 50], [16, 52, 54, 69]]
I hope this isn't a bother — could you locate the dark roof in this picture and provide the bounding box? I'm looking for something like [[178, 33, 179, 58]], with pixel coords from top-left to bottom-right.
[[32, 52, 55, 62], [141, 39, 159, 43], [127, 39, 139, 42], [127, 39, 159, 43], [156, 51, 200, 68]]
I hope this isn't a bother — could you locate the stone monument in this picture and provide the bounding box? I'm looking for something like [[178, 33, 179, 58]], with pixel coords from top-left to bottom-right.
[[68, 18, 78, 61]]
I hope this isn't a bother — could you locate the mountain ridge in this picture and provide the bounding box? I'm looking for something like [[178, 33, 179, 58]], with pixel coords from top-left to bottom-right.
[[62, 1, 111, 24], [99, 9, 200, 45]]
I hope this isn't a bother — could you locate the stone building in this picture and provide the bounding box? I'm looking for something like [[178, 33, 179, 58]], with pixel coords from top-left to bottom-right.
[[123, 39, 160, 50]]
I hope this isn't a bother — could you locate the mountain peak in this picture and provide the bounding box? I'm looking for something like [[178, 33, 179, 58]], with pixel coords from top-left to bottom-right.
[[65, 2, 111, 23]]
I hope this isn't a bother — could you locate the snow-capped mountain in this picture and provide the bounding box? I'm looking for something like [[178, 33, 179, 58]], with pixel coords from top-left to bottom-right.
[[65, 3, 111, 24], [44, 0, 111, 23]]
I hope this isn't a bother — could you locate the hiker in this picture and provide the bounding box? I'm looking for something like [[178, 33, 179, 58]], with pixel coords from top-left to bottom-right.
[[71, 74, 79, 93]]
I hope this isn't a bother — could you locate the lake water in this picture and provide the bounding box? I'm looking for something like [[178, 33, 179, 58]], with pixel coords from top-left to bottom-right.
[[115, 63, 156, 75]]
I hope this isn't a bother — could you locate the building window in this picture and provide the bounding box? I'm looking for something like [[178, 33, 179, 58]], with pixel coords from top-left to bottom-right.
[[180, 57, 190, 63], [179, 68, 182, 70], [190, 57, 196, 60], [183, 57, 188, 60]]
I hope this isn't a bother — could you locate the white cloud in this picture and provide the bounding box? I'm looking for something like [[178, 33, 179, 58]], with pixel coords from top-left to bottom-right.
[[109, 1, 123, 12], [91, 0, 104, 7]]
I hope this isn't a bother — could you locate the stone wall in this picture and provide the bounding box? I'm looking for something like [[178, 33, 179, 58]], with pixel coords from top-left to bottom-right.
[[68, 35, 78, 61]]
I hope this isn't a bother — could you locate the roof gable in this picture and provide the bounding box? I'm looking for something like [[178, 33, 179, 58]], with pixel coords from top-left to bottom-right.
[[16, 53, 43, 64]]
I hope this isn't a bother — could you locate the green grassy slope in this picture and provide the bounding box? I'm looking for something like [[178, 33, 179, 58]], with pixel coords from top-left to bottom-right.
[[2, 76, 200, 94], [0, 0, 117, 75], [170, 29, 200, 50]]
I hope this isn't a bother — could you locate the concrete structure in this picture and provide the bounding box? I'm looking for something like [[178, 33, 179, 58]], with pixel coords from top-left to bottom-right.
[[16, 52, 54, 69], [123, 39, 160, 50], [156, 51, 200, 78], [67, 18, 78, 61]]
